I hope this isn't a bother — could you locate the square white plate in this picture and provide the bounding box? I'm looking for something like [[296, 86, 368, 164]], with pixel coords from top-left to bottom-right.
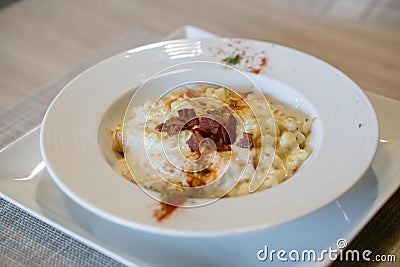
[[1, 26, 399, 267]]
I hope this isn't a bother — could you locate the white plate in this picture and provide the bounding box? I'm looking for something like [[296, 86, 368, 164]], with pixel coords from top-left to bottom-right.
[[40, 37, 378, 235]]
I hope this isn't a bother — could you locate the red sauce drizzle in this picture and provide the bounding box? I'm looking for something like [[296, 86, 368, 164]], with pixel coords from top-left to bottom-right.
[[153, 195, 187, 222]]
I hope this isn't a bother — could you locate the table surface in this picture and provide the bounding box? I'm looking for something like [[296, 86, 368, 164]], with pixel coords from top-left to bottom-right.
[[0, 0, 399, 266]]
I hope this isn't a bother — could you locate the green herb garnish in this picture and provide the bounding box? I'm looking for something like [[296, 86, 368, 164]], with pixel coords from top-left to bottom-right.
[[225, 54, 241, 65]]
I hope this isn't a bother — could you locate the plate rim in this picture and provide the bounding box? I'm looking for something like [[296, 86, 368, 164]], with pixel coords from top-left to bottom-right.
[[40, 37, 379, 236]]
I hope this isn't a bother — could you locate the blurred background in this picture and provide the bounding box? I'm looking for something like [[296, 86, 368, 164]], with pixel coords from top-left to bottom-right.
[[0, 0, 399, 113]]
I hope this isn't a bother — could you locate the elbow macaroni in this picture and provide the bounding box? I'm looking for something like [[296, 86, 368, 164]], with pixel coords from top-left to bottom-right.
[[111, 85, 314, 197]]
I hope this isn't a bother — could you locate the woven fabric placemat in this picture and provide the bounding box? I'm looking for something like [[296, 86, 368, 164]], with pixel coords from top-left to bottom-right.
[[331, 189, 400, 267], [0, 199, 125, 266]]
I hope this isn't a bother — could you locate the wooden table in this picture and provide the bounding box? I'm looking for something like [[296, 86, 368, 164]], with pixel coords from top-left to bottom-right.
[[1, 0, 399, 266]]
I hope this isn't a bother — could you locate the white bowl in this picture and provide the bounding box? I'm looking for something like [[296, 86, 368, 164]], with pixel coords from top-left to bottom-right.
[[40, 38, 378, 236]]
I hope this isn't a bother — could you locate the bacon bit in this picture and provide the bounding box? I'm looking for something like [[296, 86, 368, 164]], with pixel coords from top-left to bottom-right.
[[178, 108, 196, 122], [156, 109, 199, 135], [186, 129, 205, 152], [187, 115, 237, 153], [200, 117, 221, 135], [183, 118, 200, 130], [221, 131, 233, 148], [156, 116, 184, 135], [236, 132, 254, 149], [225, 114, 237, 143], [153, 194, 187, 222], [186, 109, 237, 153], [157, 108, 237, 152]]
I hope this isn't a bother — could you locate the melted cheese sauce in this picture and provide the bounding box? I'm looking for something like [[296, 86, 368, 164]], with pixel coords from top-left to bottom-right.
[[115, 85, 313, 198]]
